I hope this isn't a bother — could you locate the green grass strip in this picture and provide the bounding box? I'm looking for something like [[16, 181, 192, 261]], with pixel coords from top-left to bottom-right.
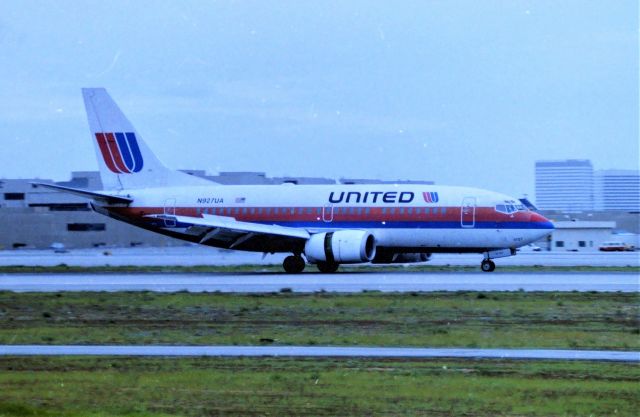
[[1, 291, 638, 350], [0, 357, 638, 416]]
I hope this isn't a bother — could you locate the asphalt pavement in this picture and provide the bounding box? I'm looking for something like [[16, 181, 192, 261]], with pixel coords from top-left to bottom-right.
[[0, 272, 637, 292], [0, 246, 638, 267]]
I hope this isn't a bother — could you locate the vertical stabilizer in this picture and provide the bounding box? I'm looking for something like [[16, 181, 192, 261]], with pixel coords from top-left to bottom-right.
[[82, 88, 212, 190]]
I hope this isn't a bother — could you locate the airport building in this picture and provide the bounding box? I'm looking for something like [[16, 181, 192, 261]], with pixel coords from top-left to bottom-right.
[[535, 160, 594, 211], [535, 160, 640, 213], [594, 170, 640, 211], [548, 221, 616, 252]]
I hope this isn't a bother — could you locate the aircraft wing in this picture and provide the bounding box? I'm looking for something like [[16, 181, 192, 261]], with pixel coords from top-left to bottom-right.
[[145, 213, 310, 251]]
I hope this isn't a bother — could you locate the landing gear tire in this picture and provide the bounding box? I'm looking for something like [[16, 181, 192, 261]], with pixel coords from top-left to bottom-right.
[[316, 261, 340, 273], [283, 255, 305, 274], [481, 259, 496, 272]]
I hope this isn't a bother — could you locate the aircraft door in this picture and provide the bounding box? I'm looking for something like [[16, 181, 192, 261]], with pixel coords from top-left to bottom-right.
[[164, 198, 177, 227], [322, 205, 334, 223], [461, 197, 476, 228]]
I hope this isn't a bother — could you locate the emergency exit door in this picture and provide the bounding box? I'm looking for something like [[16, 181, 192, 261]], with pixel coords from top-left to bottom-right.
[[461, 197, 476, 228]]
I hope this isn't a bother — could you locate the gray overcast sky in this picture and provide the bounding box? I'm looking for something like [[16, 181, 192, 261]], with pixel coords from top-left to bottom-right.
[[0, 0, 637, 201]]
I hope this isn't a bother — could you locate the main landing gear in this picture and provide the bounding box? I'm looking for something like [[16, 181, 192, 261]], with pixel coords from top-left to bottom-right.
[[282, 255, 341, 274], [481, 259, 496, 272], [316, 261, 340, 273], [283, 255, 305, 274]]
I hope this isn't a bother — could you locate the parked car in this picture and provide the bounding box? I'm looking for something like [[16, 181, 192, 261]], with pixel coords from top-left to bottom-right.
[[598, 241, 635, 252]]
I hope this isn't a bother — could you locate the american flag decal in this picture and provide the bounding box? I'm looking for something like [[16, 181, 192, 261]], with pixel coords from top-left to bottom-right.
[[422, 192, 439, 203]]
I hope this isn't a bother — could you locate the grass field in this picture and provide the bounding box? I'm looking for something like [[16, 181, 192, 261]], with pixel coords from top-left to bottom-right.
[[1, 291, 638, 349], [0, 356, 638, 416]]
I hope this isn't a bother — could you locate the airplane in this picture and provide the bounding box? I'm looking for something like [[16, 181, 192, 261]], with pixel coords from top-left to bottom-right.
[[34, 88, 554, 273]]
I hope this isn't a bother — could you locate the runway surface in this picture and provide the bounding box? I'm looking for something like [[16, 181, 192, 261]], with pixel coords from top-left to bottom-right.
[[1, 272, 637, 292], [1, 247, 638, 267], [1, 345, 637, 362]]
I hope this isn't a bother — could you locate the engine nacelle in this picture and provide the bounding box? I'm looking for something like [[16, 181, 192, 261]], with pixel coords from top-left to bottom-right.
[[305, 230, 376, 264]]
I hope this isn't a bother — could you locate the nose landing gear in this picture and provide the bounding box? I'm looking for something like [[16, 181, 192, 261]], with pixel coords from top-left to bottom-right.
[[481, 259, 496, 272], [480, 248, 515, 272]]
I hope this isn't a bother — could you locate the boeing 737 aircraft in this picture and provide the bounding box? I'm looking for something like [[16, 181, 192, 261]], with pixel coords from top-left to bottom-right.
[[34, 88, 554, 273]]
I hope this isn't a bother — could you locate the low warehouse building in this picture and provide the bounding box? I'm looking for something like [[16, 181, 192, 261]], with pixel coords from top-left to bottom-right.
[[550, 221, 615, 252]]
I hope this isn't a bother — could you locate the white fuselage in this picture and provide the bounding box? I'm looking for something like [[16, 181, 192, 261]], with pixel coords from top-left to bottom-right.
[[103, 184, 554, 253]]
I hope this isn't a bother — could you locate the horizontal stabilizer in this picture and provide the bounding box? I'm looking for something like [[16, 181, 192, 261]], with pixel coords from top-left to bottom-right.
[[30, 183, 133, 205]]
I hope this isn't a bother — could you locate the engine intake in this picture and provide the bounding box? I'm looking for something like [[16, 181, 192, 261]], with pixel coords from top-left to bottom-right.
[[305, 230, 376, 264]]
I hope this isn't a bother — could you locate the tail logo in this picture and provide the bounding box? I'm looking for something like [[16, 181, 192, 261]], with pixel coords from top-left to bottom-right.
[[423, 192, 439, 203], [95, 132, 144, 174]]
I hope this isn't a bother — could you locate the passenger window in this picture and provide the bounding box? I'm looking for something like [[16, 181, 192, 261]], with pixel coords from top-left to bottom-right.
[[442, 207, 447, 215]]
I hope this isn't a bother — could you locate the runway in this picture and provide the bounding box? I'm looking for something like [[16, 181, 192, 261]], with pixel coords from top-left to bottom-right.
[[0, 345, 637, 362], [1, 272, 637, 292], [1, 247, 638, 267]]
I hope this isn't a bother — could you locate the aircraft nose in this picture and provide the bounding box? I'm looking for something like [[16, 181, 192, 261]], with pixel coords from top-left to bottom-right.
[[530, 212, 554, 235]]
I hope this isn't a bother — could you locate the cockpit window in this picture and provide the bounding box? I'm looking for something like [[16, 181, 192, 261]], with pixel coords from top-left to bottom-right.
[[495, 201, 528, 214]]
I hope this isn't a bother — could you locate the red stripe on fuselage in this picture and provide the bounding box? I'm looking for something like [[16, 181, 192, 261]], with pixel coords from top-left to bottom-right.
[[108, 206, 537, 225], [95, 133, 121, 173], [105, 133, 129, 173]]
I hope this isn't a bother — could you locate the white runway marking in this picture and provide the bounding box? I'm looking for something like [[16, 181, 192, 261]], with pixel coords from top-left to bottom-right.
[[0, 345, 637, 362], [0, 272, 637, 292]]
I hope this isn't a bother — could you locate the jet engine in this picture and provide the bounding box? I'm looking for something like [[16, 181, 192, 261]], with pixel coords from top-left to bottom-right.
[[305, 230, 376, 264]]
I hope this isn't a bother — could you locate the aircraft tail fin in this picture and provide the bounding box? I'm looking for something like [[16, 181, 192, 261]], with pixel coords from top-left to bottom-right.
[[82, 88, 212, 190]]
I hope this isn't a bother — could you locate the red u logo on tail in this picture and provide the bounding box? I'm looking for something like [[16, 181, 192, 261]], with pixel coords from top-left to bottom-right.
[[96, 132, 144, 174]]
